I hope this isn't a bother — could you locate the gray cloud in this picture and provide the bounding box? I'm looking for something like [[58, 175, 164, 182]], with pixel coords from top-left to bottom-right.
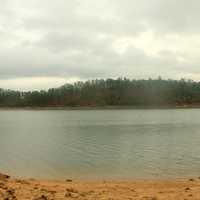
[[0, 0, 200, 90]]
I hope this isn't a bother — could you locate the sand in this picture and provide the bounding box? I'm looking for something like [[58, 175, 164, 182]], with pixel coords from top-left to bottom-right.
[[0, 173, 200, 200]]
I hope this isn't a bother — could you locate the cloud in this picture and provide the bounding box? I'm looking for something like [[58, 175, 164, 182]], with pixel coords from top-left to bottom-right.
[[0, 0, 200, 90]]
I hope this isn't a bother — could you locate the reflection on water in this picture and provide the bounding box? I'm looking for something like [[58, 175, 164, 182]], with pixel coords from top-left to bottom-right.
[[0, 109, 200, 180]]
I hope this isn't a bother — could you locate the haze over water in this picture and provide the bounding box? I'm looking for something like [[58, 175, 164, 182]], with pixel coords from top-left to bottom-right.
[[0, 109, 200, 180]]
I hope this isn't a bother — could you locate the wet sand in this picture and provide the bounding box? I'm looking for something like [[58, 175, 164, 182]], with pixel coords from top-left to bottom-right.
[[0, 173, 200, 200]]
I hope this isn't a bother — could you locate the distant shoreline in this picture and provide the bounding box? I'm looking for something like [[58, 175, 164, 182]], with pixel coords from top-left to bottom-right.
[[1, 105, 200, 110]]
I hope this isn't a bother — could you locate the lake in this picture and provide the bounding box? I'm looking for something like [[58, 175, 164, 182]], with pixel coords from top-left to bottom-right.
[[0, 109, 200, 180]]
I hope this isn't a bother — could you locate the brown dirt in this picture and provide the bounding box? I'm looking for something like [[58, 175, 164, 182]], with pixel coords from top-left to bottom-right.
[[0, 173, 200, 200]]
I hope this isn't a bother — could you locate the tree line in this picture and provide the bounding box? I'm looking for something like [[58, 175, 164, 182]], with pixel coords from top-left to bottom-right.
[[0, 78, 200, 107]]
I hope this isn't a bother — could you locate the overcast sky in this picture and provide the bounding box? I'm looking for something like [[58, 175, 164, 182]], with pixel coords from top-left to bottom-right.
[[0, 0, 200, 90]]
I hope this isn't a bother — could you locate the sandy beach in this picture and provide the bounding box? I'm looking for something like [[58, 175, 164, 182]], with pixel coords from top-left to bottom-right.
[[0, 173, 200, 200]]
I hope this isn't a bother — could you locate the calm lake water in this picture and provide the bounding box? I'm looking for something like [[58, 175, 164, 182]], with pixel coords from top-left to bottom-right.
[[0, 109, 200, 180]]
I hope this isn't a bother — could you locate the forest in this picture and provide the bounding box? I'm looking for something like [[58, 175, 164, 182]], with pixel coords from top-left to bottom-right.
[[0, 78, 200, 107]]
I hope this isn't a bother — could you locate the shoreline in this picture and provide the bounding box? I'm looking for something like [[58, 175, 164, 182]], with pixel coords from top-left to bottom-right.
[[1, 173, 200, 200], [1, 105, 200, 110]]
